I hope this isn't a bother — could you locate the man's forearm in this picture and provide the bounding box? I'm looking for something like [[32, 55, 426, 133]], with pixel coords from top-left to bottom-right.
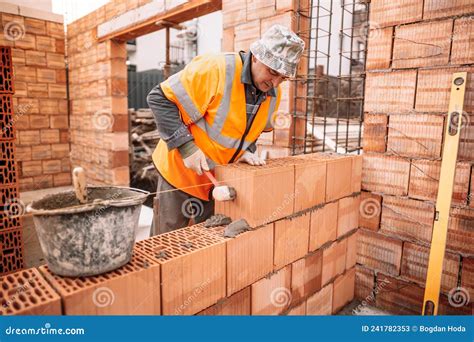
[[147, 84, 194, 150]]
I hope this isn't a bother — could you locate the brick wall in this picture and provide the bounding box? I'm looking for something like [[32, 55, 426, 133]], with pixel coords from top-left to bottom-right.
[[65, 0, 154, 186], [358, 1, 474, 314], [222, 0, 309, 158], [0, 5, 70, 191]]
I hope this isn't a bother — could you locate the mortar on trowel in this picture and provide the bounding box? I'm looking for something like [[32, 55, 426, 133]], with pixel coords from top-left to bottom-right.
[[27, 167, 149, 277]]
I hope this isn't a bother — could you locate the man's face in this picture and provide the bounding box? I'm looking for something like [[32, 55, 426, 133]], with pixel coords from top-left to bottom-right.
[[251, 55, 289, 92]]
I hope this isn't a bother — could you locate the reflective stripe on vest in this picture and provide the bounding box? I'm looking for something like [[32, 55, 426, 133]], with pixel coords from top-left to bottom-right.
[[168, 54, 278, 154]]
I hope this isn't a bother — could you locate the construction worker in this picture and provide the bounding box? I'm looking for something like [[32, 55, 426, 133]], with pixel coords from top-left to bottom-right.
[[147, 24, 305, 236]]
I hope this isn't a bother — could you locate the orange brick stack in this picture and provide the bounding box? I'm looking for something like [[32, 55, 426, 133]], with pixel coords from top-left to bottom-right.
[[1, 11, 70, 190], [2, 153, 359, 316], [222, 0, 309, 158], [65, 0, 153, 186], [360, 1, 474, 314], [0, 46, 24, 276], [206, 153, 361, 315]]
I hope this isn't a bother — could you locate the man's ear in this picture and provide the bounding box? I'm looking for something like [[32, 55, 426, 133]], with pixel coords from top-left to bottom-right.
[[252, 55, 257, 64]]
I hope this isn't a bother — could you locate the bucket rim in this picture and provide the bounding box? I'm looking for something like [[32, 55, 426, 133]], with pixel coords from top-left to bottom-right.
[[26, 186, 150, 216]]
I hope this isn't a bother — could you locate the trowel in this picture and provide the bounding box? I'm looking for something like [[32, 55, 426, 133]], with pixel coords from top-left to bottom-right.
[[204, 171, 236, 201]]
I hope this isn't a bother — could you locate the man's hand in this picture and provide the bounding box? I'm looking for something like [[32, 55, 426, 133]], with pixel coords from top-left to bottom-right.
[[238, 151, 266, 166], [182, 148, 210, 175]]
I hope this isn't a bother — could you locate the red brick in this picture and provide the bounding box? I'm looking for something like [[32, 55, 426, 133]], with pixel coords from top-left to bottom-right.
[[203, 223, 274, 296], [366, 27, 393, 70], [24, 17, 46, 35], [48, 84, 67, 99], [381, 196, 435, 244], [29, 115, 49, 129], [0, 268, 61, 315], [409, 160, 470, 206], [36, 68, 56, 83], [198, 287, 251, 315], [332, 267, 355, 313], [53, 172, 71, 187], [22, 160, 42, 177], [25, 50, 46, 66], [40, 129, 60, 144], [42, 160, 61, 174], [46, 52, 65, 69], [14, 65, 36, 83], [357, 229, 403, 276], [459, 114, 474, 161], [392, 20, 452, 69], [28, 83, 49, 97], [416, 67, 474, 113], [321, 238, 347, 286], [50, 115, 69, 129], [261, 10, 294, 33], [452, 17, 474, 65], [247, 0, 276, 21], [352, 155, 363, 193], [359, 191, 382, 231], [326, 157, 353, 202], [33, 174, 53, 188], [40, 250, 160, 315], [293, 157, 326, 212], [461, 257, 473, 301], [345, 231, 358, 270], [215, 159, 295, 228], [276, 0, 293, 12], [424, 0, 474, 19], [401, 242, 460, 294], [15, 146, 32, 161], [0, 227, 23, 275], [337, 195, 360, 238], [306, 283, 333, 315], [370, 0, 423, 27], [355, 265, 374, 301], [375, 274, 425, 314], [274, 213, 310, 270], [447, 207, 474, 256], [376, 273, 472, 315], [234, 20, 260, 52], [251, 265, 292, 315], [387, 114, 444, 158], [309, 202, 338, 251], [135, 226, 226, 315], [365, 70, 417, 113], [31, 145, 51, 160], [362, 154, 411, 196], [286, 301, 306, 315], [15, 33, 35, 50], [291, 250, 322, 303], [36, 36, 56, 52]]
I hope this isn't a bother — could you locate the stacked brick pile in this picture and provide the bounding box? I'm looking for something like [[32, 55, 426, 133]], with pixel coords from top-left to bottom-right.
[[222, 0, 309, 158], [359, 0, 473, 315], [66, 0, 155, 186], [0, 153, 361, 316], [1, 6, 70, 190], [0, 46, 24, 276]]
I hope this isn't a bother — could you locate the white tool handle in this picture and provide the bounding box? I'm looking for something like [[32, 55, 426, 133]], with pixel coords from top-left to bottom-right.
[[72, 167, 88, 204]]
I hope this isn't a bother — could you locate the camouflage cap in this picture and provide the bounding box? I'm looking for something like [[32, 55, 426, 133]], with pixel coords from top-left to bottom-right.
[[250, 24, 305, 78]]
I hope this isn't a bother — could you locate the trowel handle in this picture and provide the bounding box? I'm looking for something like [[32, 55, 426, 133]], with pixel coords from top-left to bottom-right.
[[204, 171, 218, 187], [72, 167, 88, 204]]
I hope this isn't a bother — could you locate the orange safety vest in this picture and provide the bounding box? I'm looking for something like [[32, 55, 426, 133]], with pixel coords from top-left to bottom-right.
[[152, 52, 281, 201]]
